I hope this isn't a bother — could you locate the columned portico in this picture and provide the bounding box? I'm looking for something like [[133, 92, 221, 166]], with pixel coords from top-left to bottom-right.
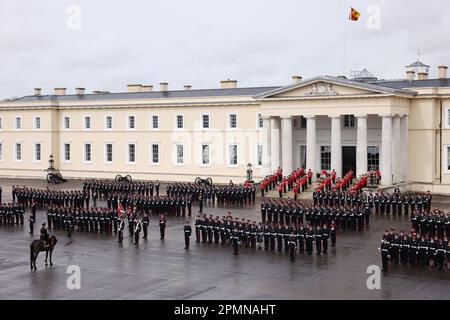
[[356, 114, 368, 177], [305, 116, 317, 181], [381, 114, 393, 185], [400, 115, 409, 182], [262, 116, 271, 176], [270, 117, 281, 172], [392, 115, 401, 183], [281, 116, 293, 175], [329, 115, 342, 178]]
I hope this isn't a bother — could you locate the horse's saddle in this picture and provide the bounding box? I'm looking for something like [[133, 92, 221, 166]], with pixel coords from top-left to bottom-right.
[[39, 240, 50, 250]]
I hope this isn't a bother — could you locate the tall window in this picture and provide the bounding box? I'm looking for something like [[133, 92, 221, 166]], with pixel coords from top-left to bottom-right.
[[128, 116, 135, 129], [202, 114, 210, 129], [257, 144, 263, 166], [0, 117, 2, 130], [300, 145, 307, 169], [344, 115, 355, 128], [128, 144, 136, 163], [84, 116, 91, 130], [0, 142, 3, 160], [34, 143, 41, 161], [446, 146, 450, 171], [176, 115, 184, 129], [105, 143, 113, 163], [257, 114, 263, 129], [63, 143, 71, 162], [201, 144, 210, 165], [301, 116, 307, 128], [229, 144, 238, 165], [320, 146, 331, 170], [15, 143, 22, 161], [105, 116, 113, 130], [175, 144, 184, 164], [447, 109, 450, 127], [64, 117, 70, 130], [15, 117, 21, 130], [34, 117, 41, 130], [84, 143, 92, 162], [152, 115, 159, 129], [367, 146, 380, 171], [151, 144, 159, 164], [229, 114, 237, 129]]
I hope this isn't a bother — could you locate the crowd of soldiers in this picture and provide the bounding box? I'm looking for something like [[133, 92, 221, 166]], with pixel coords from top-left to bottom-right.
[[82, 179, 160, 198], [411, 209, 450, 239], [194, 212, 336, 261], [12, 187, 89, 209], [166, 183, 256, 205], [380, 229, 450, 271], [261, 199, 370, 231], [0, 203, 25, 226]]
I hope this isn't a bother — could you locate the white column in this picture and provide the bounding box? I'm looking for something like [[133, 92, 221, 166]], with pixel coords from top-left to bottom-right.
[[262, 116, 272, 176], [305, 115, 317, 181], [392, 116, 401, 183], [281, 116, 293, 175], [329, 115, 342, 178], [400, 115, 409, 182], [356, 114, 368, 177], [381, 114, 393, 185], [270, 118, 281, 172]]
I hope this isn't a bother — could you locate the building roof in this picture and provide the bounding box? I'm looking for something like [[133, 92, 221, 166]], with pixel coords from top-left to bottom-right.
[[372, 78, 450, 89]]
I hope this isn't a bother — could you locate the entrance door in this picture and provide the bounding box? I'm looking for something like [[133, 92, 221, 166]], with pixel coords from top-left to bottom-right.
[[342, 146, 356, 175]]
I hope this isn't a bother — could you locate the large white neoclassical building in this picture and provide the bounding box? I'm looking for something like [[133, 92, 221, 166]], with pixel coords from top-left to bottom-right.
[[1, 61, 450, 193]]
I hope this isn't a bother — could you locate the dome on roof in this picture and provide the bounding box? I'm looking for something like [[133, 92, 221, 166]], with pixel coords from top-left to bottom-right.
[[351, 68, 378, 82]]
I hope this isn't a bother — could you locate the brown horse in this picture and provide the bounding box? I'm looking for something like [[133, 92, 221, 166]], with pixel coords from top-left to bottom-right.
[[30, 235, 58, 271]]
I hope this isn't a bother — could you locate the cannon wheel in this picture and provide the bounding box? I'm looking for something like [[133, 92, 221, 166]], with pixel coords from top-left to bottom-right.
[[115, 174, 122, 182], [206, 178, 213, 186], [125, 175, 132, 183], [46, 173, 54, 184], [55, 173, 63, 183], [195, 177, 202, 185]]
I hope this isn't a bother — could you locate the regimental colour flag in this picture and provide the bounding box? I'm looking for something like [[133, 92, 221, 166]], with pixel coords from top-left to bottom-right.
[[118, 201, 125, 219], [349, 7, 361, 21]]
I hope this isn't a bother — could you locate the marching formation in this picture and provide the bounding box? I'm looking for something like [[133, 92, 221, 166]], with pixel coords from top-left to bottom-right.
[[12, 187, 89, 209], [83, 179, 161, 197], [0, 203, 25, 226], [411, 209, 450, 239]]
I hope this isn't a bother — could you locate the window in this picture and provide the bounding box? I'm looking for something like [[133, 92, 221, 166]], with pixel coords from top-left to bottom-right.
[[15, 143, 22, 161], [105, 116, 113, 130], [176, 115, 184, 129], [63, 143, 71, 162], [229, 114, 237, 129], [150, 143, 160, 164], [320, 146, 331, 170], [84, 116, 91, 130], [257, 114, 263, 129], [84, 143, 92, 163], [300, 145, 307, 168], [228, 144, 238, 166], [128, 115, 135, 130], [151, 115, 159, 130], [127, 143, 136, 164], [63, 117, 70, 130], [0, 117, 2, 130], [256, 144, 263, 166], [175, 144, 184, 165], [34, 117, 41, 130], [367, 146, 380, 171], [34, 143, 42, 162], [301, 116, 307, 128], [201, 144, 210, 165], [0, 142, 3, 160], [15, 117, 21, 130], [105, 143, 113, 163], [344, 115, 355, 128], [446, 145, 450, 171], [202, 114, 210, 129]]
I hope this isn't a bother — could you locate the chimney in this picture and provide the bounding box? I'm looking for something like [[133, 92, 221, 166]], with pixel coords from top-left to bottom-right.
[[160, 82, 168, 91], [75, 87, 85, 95], [34, 88, 42, 96], [127, 84, 142, 93], [292, 76, 302, 84], [54, 87, 66, 95], [183, 85, 192, 90], [141, 85, 153, 92], [438, 65, 448, 79], [406, 70, 415, 81], [417, 72, 428, 80], [220, 79, 237, 89]]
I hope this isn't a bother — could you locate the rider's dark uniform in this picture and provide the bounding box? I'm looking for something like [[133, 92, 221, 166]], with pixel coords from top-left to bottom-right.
[[40, 225, 49, 247]]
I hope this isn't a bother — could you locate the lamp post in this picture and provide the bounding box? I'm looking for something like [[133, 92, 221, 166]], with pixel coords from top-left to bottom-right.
[[47, 154, 55, 172], [246, 163, 254, 183]]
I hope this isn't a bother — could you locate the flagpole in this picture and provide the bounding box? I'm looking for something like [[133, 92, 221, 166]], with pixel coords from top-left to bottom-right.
[[348, 9, 352, 78]]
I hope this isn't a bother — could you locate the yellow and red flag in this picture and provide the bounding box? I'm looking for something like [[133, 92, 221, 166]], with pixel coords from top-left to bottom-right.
[[349, 7, 361, 21]]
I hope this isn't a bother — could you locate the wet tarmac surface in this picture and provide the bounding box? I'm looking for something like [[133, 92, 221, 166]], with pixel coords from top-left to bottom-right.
[[0, 178, 449, 300]]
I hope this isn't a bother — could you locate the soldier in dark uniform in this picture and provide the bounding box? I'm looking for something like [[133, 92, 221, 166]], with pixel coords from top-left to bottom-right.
[[29, 202, 36, 235], [40, 223, 50, 248], [322, 224, 329, 254], [142, 213, 149, 239], [117, 218, 125, 243], [159, 214, 166, 240], [231, 227, 240, 255], [288, 231, 297, 262], [184, 221, 192, 250], [380, 238, 390, 271], [194, 215, 202, 243], [306, 225, 314, 255]]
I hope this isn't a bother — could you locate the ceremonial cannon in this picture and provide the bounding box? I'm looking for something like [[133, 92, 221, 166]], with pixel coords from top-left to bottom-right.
[[195, 177, 213, 186], [115, 174, 132, 183], [45, 154, 67, 184]]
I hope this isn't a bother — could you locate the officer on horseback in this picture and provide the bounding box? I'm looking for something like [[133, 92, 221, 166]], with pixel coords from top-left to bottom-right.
[[40, 223, 50, 248]]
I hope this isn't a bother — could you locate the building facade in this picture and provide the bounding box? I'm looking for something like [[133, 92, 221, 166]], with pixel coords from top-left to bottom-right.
[[1, 62, 450, 193]]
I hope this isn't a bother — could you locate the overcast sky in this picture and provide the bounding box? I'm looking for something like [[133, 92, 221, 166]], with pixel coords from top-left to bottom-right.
[[0, 0, 449, 98]]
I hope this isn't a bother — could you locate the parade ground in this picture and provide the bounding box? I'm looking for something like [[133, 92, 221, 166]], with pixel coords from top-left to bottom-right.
[[0, 178, 449, 300]]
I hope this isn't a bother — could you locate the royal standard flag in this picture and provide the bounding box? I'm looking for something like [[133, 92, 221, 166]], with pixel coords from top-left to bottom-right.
[[349, 7, 361, 21]]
